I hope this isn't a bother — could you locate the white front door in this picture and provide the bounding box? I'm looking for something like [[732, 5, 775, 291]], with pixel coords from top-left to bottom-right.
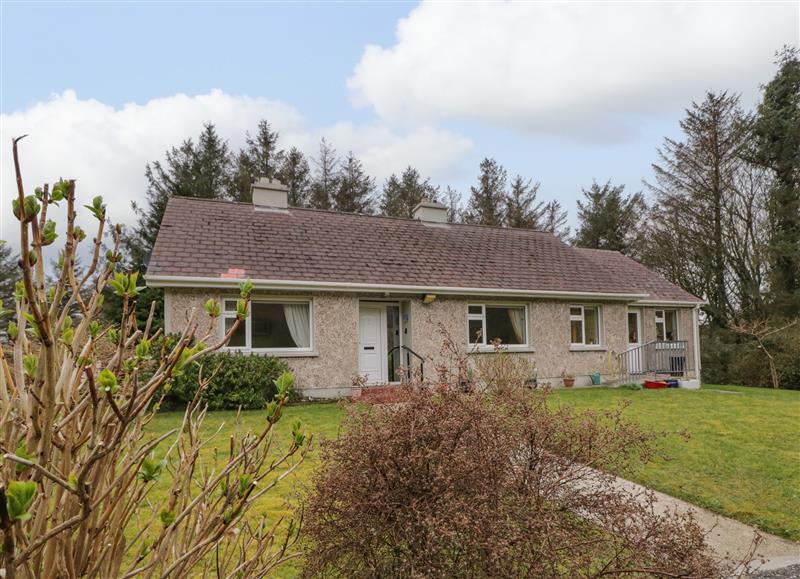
[[627, 309, 643, 374], [359, 305, 387, 384]]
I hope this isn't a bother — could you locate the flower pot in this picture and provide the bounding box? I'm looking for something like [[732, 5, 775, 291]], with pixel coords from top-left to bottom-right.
[[563, 378, 575, 388]]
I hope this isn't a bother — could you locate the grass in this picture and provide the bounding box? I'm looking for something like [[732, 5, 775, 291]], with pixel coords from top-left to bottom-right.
[[144, 401, 346, 577], [142, 384, 799, 576], [549, 384, 800, 541]]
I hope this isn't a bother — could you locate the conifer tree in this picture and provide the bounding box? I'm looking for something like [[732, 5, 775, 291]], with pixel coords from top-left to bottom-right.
[[542, 200, 570, 241], [278, 147, 312, 207], [505, 176, 545, 229], [309, 139, 339, 210], [127, 123, 233, 266], [574, 180, 646, 255], [0, 240, 16, 332], [231, 120, 284, 202], [464, 158, 507, 226], [380, 166, 440, 218], [445, 186, 462, 223], [334, 152, 375, 214], [647, 91, 750, 324], [753, 47, 800, 315]]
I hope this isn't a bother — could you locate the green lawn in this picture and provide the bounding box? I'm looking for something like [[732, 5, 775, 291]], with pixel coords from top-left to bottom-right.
[[145, 402, 346, 577], [549, 385, 800, 541], [143, 384, 800, 576]]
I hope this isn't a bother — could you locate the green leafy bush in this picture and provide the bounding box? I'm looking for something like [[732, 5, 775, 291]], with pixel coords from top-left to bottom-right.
[[162, 351, 291, 410], [702, 325, 800, 389], [618, 382, 643, 390]]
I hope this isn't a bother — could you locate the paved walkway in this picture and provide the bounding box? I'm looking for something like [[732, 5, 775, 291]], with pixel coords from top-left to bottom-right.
[[611, 476, 800, 572]]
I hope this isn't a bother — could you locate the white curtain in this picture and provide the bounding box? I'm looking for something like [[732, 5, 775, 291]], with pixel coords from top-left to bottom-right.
[[283, 304, 311, 348], [508, 308, 526, 344]]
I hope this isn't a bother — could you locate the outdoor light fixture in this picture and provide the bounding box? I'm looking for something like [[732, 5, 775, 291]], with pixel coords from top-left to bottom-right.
[[423, 294, 437, 304]]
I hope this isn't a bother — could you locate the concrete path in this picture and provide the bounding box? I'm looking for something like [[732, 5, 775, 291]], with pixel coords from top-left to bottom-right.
[[611, 476, 800, 572]]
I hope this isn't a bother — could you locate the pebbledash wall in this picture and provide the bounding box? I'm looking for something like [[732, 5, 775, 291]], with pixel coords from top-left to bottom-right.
[[165, 288, 698, 398]]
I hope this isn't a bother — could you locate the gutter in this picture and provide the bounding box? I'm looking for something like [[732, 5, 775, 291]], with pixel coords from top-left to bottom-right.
[[636, 299, 707, 307], [145, 274, 652, 301]]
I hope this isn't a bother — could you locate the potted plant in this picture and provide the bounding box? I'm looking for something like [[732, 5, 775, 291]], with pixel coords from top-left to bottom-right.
[[561, 369, 575, 388]]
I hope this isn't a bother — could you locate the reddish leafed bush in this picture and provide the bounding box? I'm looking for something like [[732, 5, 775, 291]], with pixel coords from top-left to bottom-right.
[[302, 385, 748, 578]]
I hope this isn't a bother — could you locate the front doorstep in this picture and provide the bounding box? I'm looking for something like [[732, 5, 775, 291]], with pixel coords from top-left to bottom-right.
[[354, 383, 410, 404]]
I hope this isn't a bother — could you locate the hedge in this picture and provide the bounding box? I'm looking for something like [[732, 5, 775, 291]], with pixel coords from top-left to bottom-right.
[[160, 351, 291, 410]]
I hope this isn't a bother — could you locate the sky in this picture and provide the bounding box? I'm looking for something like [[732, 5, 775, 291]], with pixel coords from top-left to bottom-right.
[[1, 0, 798, 249]]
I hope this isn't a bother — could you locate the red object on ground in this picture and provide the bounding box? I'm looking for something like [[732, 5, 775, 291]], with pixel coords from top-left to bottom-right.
[[644, 380, 668, 389]]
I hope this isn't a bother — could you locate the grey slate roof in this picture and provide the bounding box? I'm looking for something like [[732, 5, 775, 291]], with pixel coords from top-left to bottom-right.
[[147, 197, 702, 303]]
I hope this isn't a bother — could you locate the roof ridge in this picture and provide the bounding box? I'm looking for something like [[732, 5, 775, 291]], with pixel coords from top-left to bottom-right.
[[167, 196, 554, 236]]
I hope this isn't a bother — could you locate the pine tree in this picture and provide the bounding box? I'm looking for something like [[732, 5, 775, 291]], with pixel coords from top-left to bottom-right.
[[193, 123, 234, 200], [380, 166, 440, 218], [574, 180, 647, 255], [277, 147, 311, 207], [0, 240, 17, 319], [309, 139, 339, 210], [646, 91, 750, 325], [542, 200, 570, 241], [505, 176, 545, 229], [334, 152, 375, 214], [126, 123, 233, 266], [753, 47, 800, 315], [445, 186, 462, 223], [231, 120, 284, 202], [465, 158, 507, 226]]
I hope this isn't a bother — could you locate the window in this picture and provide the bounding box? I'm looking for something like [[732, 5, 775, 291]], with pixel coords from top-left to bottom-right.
[[570, 305, 601, 346], [467, 304, 527, 346], [655, 309, 678, 341], [222, 299, 312, 351]]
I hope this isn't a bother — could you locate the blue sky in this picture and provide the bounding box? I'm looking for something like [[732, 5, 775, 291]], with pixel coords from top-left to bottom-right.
[[1, 1, 797, 244]]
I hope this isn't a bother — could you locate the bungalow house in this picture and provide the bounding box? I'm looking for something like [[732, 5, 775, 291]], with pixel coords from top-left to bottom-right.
[[147, 179, 703, 398]]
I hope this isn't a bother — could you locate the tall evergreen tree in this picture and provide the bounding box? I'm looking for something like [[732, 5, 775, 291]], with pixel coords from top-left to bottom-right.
[[334, 152, 375, 214], [380, 166, 439, 218], [753, 47, 800, 315], [505, 176, 545, 229], [444, 186, 462, 223], [541, 200, 570, 241], [277, 147, 311, 207], [127, 123, 233, 266], [646, 91, 750, 325], [0, 240, 17, 322], [465, 158, 507, 226], [574, 180, 647, 255], [231, 120, 284, 202], [309, 139, 338, 210]]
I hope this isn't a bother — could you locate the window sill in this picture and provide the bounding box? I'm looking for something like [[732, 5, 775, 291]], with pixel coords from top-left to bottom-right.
[[223, 349, 319, 358], [569, 345, 607, 352], [470, 346, 535, 354]]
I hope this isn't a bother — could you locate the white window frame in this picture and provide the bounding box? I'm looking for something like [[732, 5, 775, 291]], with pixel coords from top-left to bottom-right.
[[655, 309, 679, 342], [569, 304, 604, 350], [221, 297, 314, 355], [467, 303, 530, 350]]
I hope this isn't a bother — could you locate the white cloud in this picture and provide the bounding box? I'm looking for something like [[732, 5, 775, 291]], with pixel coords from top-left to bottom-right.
[[348, 1, 797, 138], [0, 90, 472, 250]]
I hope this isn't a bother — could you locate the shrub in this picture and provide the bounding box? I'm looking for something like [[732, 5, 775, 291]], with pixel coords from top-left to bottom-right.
[[702, 324, 800, 389], [618, 382, 643, 390], [302, 385, 744, 578], [0, 140, 308, 578], [161, 351, 290, 410]]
